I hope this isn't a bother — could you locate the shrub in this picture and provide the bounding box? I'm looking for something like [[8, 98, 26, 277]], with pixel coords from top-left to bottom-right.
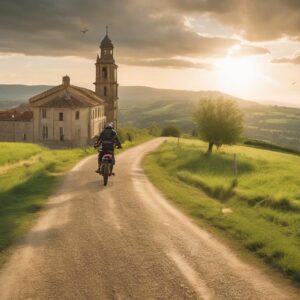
[[161, 125, 180, 137]]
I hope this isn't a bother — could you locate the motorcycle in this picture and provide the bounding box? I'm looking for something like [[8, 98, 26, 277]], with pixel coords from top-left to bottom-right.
[[100, 150, 114, 186], [95, 144, 122, 186]]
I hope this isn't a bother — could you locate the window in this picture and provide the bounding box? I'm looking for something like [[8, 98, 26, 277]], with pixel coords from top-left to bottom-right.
[[104, 86, 107, 96], [98, 107, 100, 118], [42, 109, 47, 119], [59, 127, 64, 141], [75, 110, 80, 120], [92, 109, 95, 120], [59, 112, 64, 121], [42, 126, 48, 139], [102, 67, 107, 79]]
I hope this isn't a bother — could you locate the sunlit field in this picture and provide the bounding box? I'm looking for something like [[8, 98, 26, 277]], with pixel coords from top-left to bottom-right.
[[145, 138, 300, 281]]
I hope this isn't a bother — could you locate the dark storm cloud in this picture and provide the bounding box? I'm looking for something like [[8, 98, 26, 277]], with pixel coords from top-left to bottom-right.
[[167, 0, 300, 41], [0, 0, 270, 68], [272, 54, 300, 65]]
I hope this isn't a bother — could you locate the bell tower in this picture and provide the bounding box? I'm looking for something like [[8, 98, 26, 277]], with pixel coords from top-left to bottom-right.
[[94, 28, 118, 127]]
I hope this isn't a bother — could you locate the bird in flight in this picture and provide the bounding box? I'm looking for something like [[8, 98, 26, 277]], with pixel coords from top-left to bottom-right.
[[81, 29, 88, 34]]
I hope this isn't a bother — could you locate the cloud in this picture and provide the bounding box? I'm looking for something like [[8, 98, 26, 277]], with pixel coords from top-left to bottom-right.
[[272, 55, 300, 64], [0, 0, 237, 60], [230, 45, 270, 58], [0, 0, 270, 69], [119, 58, 212, 69], [167, 0, 300, 41]]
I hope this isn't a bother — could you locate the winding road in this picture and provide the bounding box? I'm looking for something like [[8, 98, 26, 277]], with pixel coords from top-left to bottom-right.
[[0, 138, 298, 299]]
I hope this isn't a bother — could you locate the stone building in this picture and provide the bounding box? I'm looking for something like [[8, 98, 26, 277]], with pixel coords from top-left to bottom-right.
[[0, 110, 33, 142], [0, 32, 118, 147], [29, 75, 106, 147]]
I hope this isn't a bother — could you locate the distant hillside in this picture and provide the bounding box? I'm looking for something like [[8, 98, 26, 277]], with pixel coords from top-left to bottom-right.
[[0, 84, 52, 106], [1, 84, 300, 151], [118, 87, 300, 151], [118, 86, 257, 130], [0, 84, 255, 108]]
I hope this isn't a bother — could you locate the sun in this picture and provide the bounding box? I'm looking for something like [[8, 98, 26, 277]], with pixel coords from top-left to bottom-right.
[[216, 56, 262, 92]]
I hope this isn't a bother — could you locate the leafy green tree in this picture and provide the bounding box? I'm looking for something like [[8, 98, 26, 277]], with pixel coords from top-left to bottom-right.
[[161, 125, 180, 137], [148, 125, 161, 137], [194, 97, 243, 154]]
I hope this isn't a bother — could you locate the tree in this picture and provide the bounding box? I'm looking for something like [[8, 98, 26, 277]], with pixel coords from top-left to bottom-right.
[[194, 97, 243, 154], [148, 124, 161, 137], [161, 125, 180, 137]]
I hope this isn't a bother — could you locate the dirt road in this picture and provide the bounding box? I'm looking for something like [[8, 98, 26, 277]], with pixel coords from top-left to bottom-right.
[[0, 138, 298, 299]]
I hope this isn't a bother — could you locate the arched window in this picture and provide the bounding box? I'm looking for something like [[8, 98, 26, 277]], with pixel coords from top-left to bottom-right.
[[102, 67, 107, 79], [104, 86, 107, 96]]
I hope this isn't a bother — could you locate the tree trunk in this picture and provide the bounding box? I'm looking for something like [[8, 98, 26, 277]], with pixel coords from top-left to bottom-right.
[[207, 142, 214, 154]]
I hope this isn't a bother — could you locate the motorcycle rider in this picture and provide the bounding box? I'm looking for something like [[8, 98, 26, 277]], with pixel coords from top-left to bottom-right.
[[94, 122, 122, 173]]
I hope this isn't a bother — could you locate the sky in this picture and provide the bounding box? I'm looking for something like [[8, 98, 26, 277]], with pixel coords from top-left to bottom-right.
[[0, 0, 300, 106]]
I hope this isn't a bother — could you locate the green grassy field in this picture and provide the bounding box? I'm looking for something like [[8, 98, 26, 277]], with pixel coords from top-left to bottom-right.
[[144, 138, 300, 281], [0, 143, 42, 166], [0, 129, 153, 265], [0, 144, 95, 265]]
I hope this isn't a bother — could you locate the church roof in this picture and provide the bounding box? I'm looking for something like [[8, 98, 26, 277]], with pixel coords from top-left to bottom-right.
[[101, 34, 114, 48], [29, 77, 105, 108]]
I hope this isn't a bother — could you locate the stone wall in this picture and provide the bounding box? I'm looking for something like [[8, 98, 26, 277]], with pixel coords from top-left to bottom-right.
[[0, 121, 33, 142]]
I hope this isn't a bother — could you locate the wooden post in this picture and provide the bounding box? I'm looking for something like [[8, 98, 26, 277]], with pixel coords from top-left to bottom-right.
[[233, 153, 238, 177]]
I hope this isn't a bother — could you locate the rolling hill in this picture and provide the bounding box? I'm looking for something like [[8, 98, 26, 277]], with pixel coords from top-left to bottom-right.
[[1, 84, 300, 151]]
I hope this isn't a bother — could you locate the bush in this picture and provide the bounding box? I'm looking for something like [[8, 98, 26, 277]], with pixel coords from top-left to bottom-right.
[[148, 125, 161, 137], [161, 125, 180, 137]]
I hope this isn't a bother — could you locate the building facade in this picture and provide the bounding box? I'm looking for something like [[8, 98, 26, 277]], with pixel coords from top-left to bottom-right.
[[29, 75, 106, 147], [0, 32, 118, 147], [0, 110, 33, 142]]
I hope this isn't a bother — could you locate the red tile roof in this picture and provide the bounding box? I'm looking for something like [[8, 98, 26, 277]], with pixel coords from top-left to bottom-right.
[[0, 109, 33, 121]]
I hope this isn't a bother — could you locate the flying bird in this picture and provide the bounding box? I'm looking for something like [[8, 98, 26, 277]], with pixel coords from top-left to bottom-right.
[[81, 29, 88, 34]]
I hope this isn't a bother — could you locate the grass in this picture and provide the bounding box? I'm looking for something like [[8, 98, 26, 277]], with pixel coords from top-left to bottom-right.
[[0, 130, 153, 266], [0, 143, 42, 166], [0, 145, 94, 265], [144, 138, 300, 282]]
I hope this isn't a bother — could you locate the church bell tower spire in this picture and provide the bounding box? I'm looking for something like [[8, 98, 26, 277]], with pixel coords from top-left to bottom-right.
[[94, 28, 118, 127]]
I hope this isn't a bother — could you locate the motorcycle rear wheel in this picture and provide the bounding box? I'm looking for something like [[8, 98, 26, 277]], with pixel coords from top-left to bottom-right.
[[103, 162, 109, 186]]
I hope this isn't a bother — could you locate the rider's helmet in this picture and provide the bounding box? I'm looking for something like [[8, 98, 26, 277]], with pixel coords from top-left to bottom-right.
[[105, 122, 114, 129]]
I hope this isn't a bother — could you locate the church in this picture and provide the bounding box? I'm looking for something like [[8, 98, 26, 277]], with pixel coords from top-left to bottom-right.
[[0, 32, 118, 147]]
